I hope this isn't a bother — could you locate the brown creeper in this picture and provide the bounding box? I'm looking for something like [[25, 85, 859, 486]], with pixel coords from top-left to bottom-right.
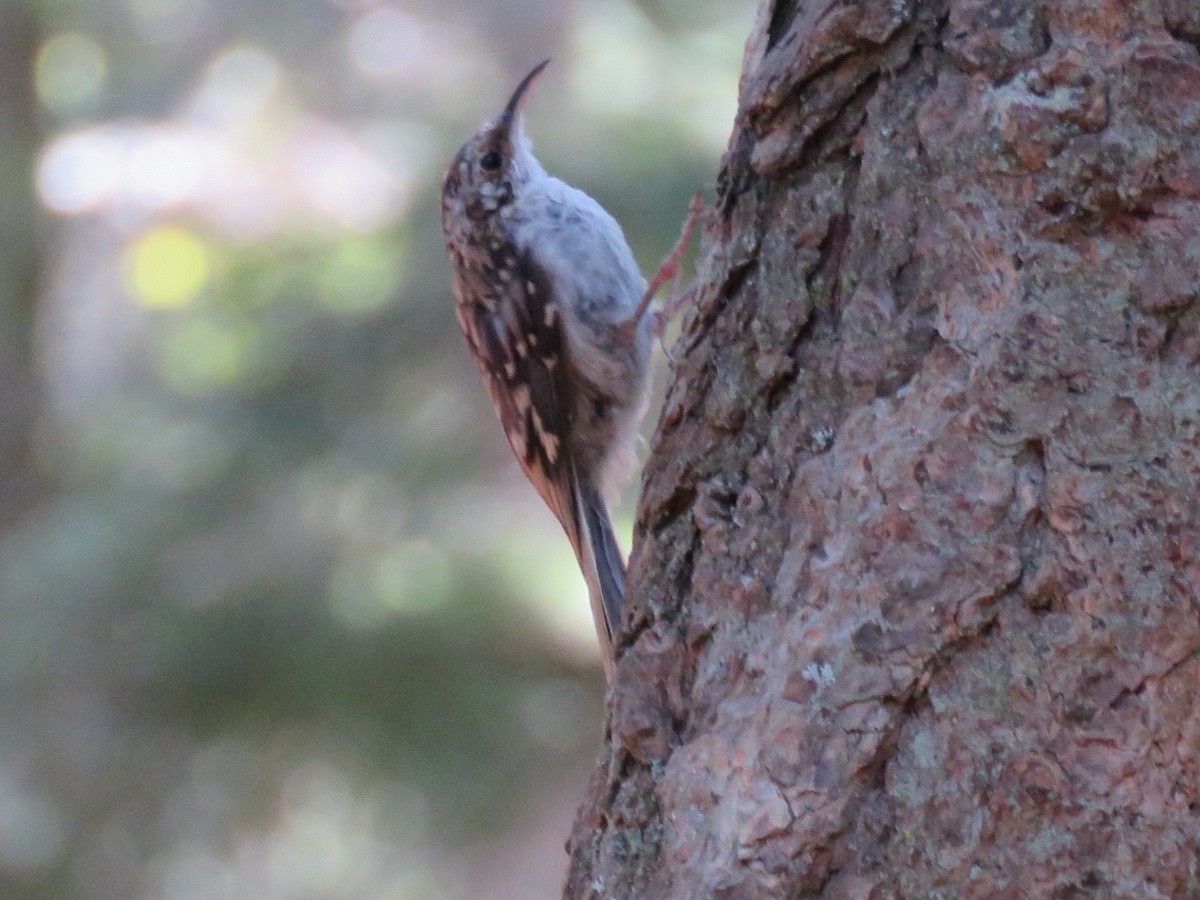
[[440, 60, 653, 683]]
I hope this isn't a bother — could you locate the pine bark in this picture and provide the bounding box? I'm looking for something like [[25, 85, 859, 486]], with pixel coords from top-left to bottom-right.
[[567, 0, 1200, 896]]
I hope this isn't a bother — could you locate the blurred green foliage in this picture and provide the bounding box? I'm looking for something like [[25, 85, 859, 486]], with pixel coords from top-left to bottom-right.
[[0, 0, 749, 896]]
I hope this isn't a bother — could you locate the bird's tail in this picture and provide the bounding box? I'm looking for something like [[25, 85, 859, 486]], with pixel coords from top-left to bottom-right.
[[572, 478, 626, 683]]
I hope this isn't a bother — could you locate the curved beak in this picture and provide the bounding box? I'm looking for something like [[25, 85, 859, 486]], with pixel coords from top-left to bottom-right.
[[498, 59, 550, 137]]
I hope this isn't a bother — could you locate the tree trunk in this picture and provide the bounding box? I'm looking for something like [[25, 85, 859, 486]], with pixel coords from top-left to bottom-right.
[[0, 0, 44, 527], [567, 0, 1200, 896]]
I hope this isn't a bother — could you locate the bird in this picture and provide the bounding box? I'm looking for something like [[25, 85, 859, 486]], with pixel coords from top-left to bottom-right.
[[440, 60, 655, 683]]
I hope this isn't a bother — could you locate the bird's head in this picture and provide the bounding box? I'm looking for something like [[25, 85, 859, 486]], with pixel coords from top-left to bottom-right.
[[442, 59, 549, 218]]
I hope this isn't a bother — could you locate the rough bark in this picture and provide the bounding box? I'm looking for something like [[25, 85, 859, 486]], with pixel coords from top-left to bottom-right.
[[567, 0, 1200, 896]]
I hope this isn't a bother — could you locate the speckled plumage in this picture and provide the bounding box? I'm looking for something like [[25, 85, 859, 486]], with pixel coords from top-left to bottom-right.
[[441, 61, 652, 682]]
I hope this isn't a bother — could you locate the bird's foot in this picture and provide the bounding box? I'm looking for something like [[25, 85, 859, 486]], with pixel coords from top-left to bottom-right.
[[620, 191, 705, 349]]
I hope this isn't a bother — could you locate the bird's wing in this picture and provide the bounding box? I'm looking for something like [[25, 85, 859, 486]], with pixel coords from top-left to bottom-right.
[[452, 249, 625, 675], [454, 249, 578, 539]]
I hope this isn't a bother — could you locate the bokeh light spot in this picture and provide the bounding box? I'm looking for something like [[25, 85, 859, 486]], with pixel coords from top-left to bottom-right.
[[159, 320, 246, 395], [36, 128, 122, 213], [35, 32, 107, 110], [196, 45, 281, 125], [127, 126, 214, 209], [349, 9, 422, 79], [292, 121, 399, 230], [126, 226, 210, 309], [318, 239, 400, 314]]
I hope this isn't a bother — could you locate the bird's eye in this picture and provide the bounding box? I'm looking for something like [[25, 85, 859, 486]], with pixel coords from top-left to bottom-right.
[[480, 150, 502, 172]]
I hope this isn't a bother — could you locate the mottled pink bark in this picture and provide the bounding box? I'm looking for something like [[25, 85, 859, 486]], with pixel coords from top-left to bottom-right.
[[568, 0, 1200, 896]]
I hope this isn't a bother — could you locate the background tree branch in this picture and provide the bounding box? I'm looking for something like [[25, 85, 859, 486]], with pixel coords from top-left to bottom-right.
[[0, 0, 43, 527]]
